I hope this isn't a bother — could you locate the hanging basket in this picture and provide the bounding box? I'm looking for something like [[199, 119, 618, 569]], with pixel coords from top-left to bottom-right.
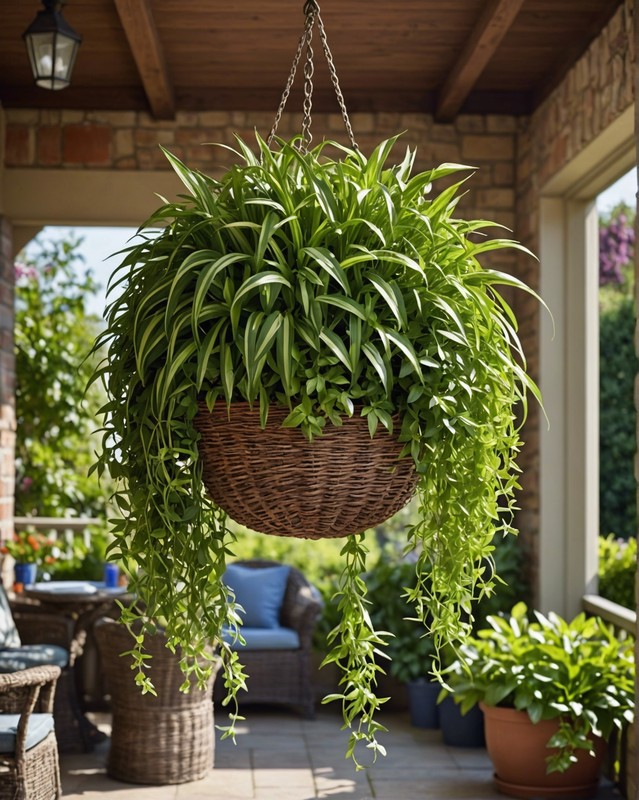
[[195, 402, 418, 539]]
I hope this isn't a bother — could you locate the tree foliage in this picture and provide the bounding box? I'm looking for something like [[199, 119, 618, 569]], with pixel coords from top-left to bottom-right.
[[599, 203, 636, 539], [15, 235, 109, 518]]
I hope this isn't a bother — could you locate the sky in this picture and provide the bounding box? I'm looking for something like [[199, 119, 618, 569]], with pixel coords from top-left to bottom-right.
[[24, 168, 638, 321]]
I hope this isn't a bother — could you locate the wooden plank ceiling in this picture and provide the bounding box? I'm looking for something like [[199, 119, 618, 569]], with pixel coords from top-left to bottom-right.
[[0, 0, 623, 120]]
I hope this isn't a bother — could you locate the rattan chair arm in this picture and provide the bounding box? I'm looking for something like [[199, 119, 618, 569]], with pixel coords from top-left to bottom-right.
[[0, 666, 60, 760], [0, 665, 61, 710]]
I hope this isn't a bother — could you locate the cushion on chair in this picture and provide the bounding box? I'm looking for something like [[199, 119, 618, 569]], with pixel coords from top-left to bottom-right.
[[0, 713, 55, 753], [222, 626, 300, 650], [0, 587, 20, 648], [224, 564, 290, 628], [0, 644, 68, 673]]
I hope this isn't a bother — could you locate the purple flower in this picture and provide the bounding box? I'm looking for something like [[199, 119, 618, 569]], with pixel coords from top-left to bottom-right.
[[14, 262, 38, 281], [599, 211, 635, 286]]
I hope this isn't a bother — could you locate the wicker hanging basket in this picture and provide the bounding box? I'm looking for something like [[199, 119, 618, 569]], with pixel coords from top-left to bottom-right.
[[195, 402, 418, 539], [192, 3, 419, 539]]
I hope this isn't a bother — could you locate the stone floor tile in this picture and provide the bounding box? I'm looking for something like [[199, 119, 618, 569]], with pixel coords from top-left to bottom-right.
[[252, 750, 312, 770], [253, 767, 316, 790], [254, 790, 316, 800], [446, 746, 493, 769], [58, 710, 624, 800]]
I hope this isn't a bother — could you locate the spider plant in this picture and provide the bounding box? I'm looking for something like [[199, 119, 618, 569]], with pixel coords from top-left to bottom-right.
[[90, 133, 540, 766]]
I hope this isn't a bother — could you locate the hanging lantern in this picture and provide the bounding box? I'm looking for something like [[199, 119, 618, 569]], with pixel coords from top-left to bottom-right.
[[23, 0, 82, 90]]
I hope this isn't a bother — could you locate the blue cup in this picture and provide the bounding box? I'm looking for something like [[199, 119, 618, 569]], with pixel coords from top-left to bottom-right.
[[103, 563, 120, 589]]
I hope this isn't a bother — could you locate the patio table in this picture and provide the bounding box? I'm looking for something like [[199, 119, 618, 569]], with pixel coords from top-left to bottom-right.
[[21, 580, 131, 752]]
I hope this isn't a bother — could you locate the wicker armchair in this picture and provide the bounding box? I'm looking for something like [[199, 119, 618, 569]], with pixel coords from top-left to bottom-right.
[[2, 588, 88, 754], [0, 665, 61, 800], [95, 618, 219, 785], [216, 559, 323, 719]]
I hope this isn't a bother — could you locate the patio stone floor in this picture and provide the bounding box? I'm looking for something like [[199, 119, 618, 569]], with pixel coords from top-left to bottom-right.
[[59, 708, 622, 799]]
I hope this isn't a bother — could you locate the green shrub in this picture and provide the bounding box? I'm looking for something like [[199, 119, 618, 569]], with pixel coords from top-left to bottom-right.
[[598, 534, 636, 610], [443, 603, 635, 773], [15, 236, 110, 518]]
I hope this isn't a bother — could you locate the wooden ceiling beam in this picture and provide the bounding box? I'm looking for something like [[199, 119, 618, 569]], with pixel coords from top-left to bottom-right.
[[113, 0, 175, 120], [435, 0, 526, 122]]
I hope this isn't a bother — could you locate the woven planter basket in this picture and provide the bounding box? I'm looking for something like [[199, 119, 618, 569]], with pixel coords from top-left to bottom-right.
[[194, 402, 418, 539]]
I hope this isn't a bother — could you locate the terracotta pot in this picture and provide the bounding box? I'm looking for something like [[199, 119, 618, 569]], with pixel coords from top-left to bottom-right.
[[481, 704, 606, 799]]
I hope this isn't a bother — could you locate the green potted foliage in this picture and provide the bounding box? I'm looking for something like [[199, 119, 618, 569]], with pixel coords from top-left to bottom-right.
[[437, 533, 528, 748], [91, 132, 539, 765], [443, 603, 635, 798]]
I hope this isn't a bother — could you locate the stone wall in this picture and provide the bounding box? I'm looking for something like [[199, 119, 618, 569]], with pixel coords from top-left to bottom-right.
[[514, 0, 635, 589], [3, 108, 521, 276]]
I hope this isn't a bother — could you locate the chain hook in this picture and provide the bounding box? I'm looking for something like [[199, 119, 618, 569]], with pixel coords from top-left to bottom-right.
[[267, 0, 358, 152]]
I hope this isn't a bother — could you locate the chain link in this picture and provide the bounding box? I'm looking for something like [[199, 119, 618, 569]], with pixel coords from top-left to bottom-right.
[[267, 0, 358, 153], [316, 13, 357, 150], [300, 19, 315, 151]]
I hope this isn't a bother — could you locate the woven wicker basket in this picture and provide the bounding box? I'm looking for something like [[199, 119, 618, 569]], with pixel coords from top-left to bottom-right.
[[194, 401, 418, 539]]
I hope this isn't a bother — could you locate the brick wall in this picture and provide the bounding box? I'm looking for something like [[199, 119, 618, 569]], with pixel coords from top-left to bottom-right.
[[3, 108, 521, 293]]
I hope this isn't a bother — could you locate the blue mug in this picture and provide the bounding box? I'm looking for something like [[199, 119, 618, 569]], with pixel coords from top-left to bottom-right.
[[103, 563, 120, 589]]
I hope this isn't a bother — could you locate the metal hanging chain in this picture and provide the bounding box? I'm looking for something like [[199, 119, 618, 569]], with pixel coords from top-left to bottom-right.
[[300, 19, 315, 150], [267, 0, 358, 153], [314, 10, 357, 152], [266, 9, 314, 148]]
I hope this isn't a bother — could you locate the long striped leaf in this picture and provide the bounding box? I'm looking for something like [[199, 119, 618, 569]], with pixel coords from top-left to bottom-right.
[[362, 342, 389, 392], [255, 212, 279, 268], [301, 247, 350, 293], [134, 312, 164, 380], [156, 341, 197, 410], [386, 330, 423, 381], [231, 272, 292, 310], [193, 253, 246, 324], [220, 338, 235, 404], [368, 274, 406, 329], [349, 316, 362, 376], [320, 329, 352, 371], [196, 318, 228, 390], [166, 249, 220, 327], [315, 295, 366, 320], [433, 296, 468, 341], [276, 314, 294, 395], [254, 311, 282, 363], [243, 311, 262, 399]]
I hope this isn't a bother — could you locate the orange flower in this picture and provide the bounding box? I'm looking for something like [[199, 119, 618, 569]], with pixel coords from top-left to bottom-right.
[[26, 535, 40, 551]]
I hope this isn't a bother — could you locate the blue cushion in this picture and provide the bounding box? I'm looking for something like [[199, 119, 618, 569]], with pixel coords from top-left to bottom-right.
[[0, 713, 55, 753], [0, 588, 20, 648], [222, 626, 300, 651], [225, 564, 290, 628], [0, 645, 68, 673]]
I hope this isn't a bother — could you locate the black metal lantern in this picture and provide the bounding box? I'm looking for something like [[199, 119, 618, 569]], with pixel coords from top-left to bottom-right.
[[23, 0, 82, 90]]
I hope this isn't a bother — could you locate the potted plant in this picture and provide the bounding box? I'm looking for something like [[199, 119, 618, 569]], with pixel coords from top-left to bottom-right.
[[90, 132, 540, 765], [1, 529, 55, 589], [442, 603, 635, 798]]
